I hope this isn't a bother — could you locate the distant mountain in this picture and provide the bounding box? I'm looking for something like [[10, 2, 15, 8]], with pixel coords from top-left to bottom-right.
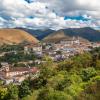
[[16, 27, 100, 42], [45, 27, 100, 42], [63, 27, 100, 42], [0, 29, 39, 45], [43, 30, 71, 42], [15, 28, 55, 40]]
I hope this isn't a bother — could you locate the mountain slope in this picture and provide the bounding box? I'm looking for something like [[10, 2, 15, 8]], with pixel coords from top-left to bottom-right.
[[43, 30, 71, 42], [16, 28, 55, 40], [63, 27, 100, 42], [0, 29, 39, 45], [16, 27, 100, 42], [42, 27, 100, 42]]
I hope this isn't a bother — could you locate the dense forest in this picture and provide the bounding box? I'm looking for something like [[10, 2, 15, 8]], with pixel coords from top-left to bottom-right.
[[0, 47, 100, 100]]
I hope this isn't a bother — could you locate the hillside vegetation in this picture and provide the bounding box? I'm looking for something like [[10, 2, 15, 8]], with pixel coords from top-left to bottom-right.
[[0, 47, 100, 100]]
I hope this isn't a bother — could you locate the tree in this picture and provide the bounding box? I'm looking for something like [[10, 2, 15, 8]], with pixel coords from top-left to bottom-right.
[[47, 71, 71, 91], [42, 55, 53, 67], [31, 76, 47, 89], [0, 87, 8, 100], [77, 78, 100, 100], [19, 80, 31, 98], [72, 53, 92, 68], [95, 60, 100, 70], [80, 67, 97, 81], [37, 88, 72, 100], [31, 65, 56, 89], [57, 59, 74, 71], [7, 84, 19, 100]]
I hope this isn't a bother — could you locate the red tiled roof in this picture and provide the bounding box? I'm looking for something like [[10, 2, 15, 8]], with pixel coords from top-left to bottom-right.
[[30, 67, 39, 73], [9, 67, 39, 72]]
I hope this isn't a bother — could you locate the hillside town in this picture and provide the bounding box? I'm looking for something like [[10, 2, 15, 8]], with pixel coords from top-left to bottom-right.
[[0, 37, 100, 85], [0, 0, 100, 99], [24, 37, 100, 61]]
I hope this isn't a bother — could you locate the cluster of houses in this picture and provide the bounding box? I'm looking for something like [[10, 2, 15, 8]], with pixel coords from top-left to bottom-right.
[[0, 62, 39, 85], [0, 37, 100, 85], [24, 37, 100, 61], [24, 43, 43, 57]]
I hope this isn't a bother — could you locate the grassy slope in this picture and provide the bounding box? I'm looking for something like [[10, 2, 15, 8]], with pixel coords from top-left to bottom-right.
[[0, 29, 39, 45]]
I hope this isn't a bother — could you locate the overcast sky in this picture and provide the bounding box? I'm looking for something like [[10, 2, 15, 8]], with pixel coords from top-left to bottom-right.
[[0, 0, 100, 30]]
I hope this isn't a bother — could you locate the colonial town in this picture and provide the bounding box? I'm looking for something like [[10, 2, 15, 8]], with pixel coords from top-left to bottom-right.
[[0, 37, 100, 85], [0, 0, 100, 99]]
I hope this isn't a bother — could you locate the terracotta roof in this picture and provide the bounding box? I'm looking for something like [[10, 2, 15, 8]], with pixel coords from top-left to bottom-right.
[[0, 67, 39, 79], [10, 67, 29, 72], [9, 67, 39, 72], [30, 67, 39, 73]]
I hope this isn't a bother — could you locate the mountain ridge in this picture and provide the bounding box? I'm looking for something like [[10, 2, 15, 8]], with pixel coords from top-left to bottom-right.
[[0, 29, 39, 45], [17, 27, 100, 42], [43, 30, 71, 42], [15, 28, 55, 40]]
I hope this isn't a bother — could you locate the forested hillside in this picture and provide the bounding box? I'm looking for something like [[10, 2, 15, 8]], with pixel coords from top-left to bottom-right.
[[0, 47, 100, 100]]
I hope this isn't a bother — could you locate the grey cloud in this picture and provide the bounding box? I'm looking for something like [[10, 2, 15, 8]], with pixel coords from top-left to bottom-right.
[[0, 0, 99, 30]]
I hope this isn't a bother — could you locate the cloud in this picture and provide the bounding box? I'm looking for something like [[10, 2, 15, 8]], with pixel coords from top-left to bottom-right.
[[38, 0, 100, 18], [0, 0, 99, 30]]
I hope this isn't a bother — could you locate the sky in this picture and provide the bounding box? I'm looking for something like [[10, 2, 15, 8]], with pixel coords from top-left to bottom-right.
[[0, 0, 100, 30]]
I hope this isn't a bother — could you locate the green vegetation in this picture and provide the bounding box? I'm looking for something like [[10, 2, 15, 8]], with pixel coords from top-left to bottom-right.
[[0, 52, 35, 63], [0, 47, 100, 100], [0, 44, 23, 52], [19, 80, 31, 98], [0, 44, 37, 66]]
